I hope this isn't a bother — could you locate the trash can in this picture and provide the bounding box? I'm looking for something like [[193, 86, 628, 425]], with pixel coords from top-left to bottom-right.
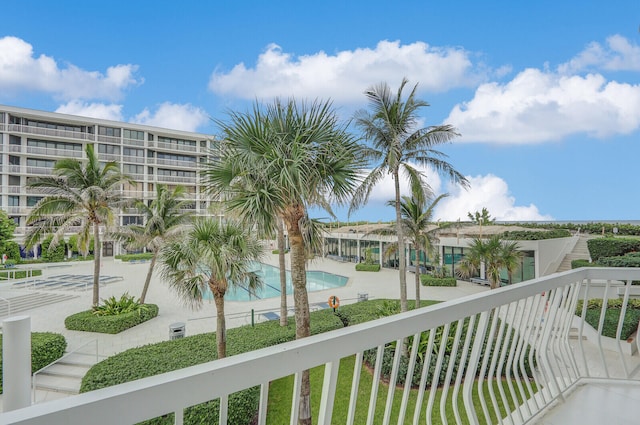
[[357, 293, 369, 302], [169, 322, 185, 340]]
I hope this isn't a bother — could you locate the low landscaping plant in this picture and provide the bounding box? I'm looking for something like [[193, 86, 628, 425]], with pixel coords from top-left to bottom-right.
[[355, 263, 381, 272], [420, 275, 457, 287], [587, 237, 640, 262], [598, 254, 640, 268], [502, 229, 571, 240], [0, 269, 42, 279], [576, 299, 640, 340], [0, 332, 66, 394], [92, 293, 148, 316], [66, 301, 158, 334], [571, 259, 596, 269], [115, 253, 154, 262]]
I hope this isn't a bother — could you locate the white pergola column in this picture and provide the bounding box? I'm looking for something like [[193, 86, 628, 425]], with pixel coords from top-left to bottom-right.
[[2, 315, 31, 412]]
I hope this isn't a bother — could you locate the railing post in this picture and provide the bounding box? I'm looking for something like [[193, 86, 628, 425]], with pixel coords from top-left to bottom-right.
[[2, 315, 32, 412], [317, 361, 340, 425]]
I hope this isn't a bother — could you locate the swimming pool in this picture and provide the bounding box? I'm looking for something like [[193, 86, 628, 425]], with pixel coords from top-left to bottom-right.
[[204, 263, 348, 302]]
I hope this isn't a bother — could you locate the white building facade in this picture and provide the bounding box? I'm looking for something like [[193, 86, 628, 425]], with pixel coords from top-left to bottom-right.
[[0, 105, 216, 257]]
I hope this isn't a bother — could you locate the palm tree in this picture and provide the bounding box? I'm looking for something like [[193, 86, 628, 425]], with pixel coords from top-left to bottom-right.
[[112, 184, 193, 304], [457, 234, 523, 289], [25, 144, 132, 306], [350, 78, 468, 313], [276, 217, 288, 326], [202, 98, 362, 425], [159, 218, 263, 359]]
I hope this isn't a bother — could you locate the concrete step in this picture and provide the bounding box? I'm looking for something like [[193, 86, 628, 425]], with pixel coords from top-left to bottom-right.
[[0, 292, 78, 316], [41, 363, 91, 379], [568, 327, 587, 340], [33, 374, 81, 395], [59, 352, 101, 367]]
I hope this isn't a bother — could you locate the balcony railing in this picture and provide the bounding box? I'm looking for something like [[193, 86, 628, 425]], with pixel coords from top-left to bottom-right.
[[3, 267, 640, 425], [26, 146, 83, 158], [7, 124, 94, 141]]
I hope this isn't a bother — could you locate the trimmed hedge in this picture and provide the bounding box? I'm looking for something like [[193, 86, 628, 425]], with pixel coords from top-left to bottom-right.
[[587, 238, 640, 262], [355, 263, 380, 272], [571, 259, 596, 269], [420, 275, 457, 287], [115, 253, 154, 262], [0, 332, 66, 394], [81, 310, 344, 424], [576, 299, 640, 340], [0, 269, 43, 279], [271, 249, 289, 254], [501, 229, 571, 240], [599, 254, 640, 268], [65, 304, 159, 334]]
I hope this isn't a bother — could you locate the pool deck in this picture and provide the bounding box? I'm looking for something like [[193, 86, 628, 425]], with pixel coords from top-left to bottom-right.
[[0, 252, 489, 405]]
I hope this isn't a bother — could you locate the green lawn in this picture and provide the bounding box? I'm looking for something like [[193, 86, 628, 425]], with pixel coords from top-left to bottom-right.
[[267, 355, 536, 424]]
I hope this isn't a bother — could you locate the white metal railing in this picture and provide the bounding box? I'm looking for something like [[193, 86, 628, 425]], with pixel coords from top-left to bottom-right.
[[0, 296, 10, 318], [25, 146, 83, 158], [7, 124, 94, 141], [2, 267, 640, 425]]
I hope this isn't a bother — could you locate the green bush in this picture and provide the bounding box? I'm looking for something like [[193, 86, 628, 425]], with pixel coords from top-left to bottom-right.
[[599, 254, 640, 268], [571, 259, 596, 269], [271, 249, 289, 254], [355, 263, 380, 272], [115, 253, 154, 262], [0, 332, 66, 394], [575, 299, 640, 339], [587, 238, 640, 262], [0, 269, 43, 279], [92, 293, 148, 316], [420, 276, 457, 287], [41, 235, 67, 262], [81, 310, 343, 424], [65, 304, 159, 334], [501, 229, 571, 240]]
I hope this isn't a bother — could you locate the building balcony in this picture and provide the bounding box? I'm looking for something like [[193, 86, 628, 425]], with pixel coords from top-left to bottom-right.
[[155, 175, 197, 184], [122, 138, 145, 147], [7, 124, 94, 142], [26, 146, 83, 159], [25, 167, 54, 176], [2, 267, 640, 424]]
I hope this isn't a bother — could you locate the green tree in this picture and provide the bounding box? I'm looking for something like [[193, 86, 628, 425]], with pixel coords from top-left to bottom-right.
[[467, 207, 495, 238], [350, 78, 468, 312], [159, 218, 262, 359], [457, 234, 523, 289], [112, 184, 193, 304], [202, 98, 362, 425], [25, 144, 133, 306], [0, 210, 17, 260]]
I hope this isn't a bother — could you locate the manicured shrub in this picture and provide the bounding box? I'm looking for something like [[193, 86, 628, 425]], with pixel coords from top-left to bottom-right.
[[0, 332, 66, 394], [355, 263, 380, 272], [80, 310, 343, 424], [0, 269, 43, 279], [420, 275, 457, 287], [65, 304, 159, 334], [587, 238, 640, 262], [599, 255, 640, 268], [40, 235, 67, 262], [575, 299, 640, 339], [501, 229, 571, 240], [115, 253, 154, 262], [271, 249, 289, 254], [571, 259, 596, 269]]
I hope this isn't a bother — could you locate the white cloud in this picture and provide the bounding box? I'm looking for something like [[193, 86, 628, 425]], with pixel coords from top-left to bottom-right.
[[131, 102, 210, 132], [209, 40, 482, 102], [56, 101, 124, 121], [558, 35, 640, 74], [434, 174, 552, 222], [446, 69, 640, 143], [0, 36, 142, 101], [358, 163, 444, 205]]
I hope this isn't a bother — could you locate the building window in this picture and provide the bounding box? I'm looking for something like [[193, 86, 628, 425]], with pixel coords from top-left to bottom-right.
[[157, 136, 196, 148], [8, 175, 20, 186], [123, 164, 143, 175], [157, 152, 197, 163], [27, 196, 42, 207], [9, 135, 21, 145], [9, 156, 20, 165], [157, 168, 196, 178], [98, 126, 121, 137], [98, 144, 120, 155], [123, 147, 144, 158], [27, 139, 82, 151], [123, 129, 144, 140], [27, 158, 55, 168], [122, 216, 143, 226], [8, 196, 19, 207]]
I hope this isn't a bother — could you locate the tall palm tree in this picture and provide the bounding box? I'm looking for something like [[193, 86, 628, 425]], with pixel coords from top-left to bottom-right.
[[350, 78, 469, 313], [276, 217, 288, 326], [202, 98, 362, 425], [25, 144, 132, 306], [159, 218, 263, 359], [457, 234, 523, 289], [112, 184, 193, 303]]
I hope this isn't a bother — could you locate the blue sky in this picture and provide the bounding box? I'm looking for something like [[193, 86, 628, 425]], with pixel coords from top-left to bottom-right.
[[2, 1, 639, 223]]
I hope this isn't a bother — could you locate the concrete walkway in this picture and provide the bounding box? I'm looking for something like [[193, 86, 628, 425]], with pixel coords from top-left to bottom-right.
[[0, 253, 489, 406]]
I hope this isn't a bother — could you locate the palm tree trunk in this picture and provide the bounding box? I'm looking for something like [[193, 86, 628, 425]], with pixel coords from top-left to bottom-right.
[[93, 222, 101, 307], [212, 284, 227, 359], [139, 251, 157, 304], [393, 171, 408, 313], [277, 218, 288, 326], [415, 249, 422, 309], [286, 215, 311, 425]]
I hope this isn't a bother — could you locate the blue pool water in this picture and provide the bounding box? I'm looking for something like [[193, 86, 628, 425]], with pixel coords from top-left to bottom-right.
[[204, 263, 348, 302]]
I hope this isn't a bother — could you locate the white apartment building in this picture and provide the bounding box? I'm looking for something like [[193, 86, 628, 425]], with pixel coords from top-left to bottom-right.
[[0, 105, 217, 257]]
